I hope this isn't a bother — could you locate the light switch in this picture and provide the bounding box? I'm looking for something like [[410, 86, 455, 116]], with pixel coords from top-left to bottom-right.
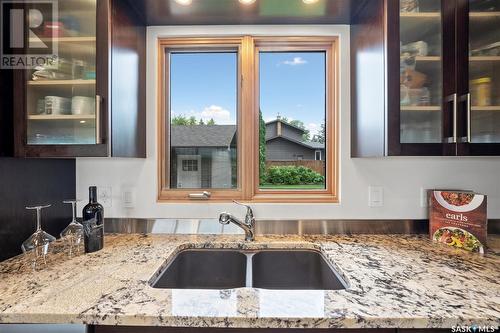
[[368, 186, 383, 207], [122, 186, 136, 208]]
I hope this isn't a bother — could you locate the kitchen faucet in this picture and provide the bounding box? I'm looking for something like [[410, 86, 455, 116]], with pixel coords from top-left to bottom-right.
[[219, 200, 255, 241]]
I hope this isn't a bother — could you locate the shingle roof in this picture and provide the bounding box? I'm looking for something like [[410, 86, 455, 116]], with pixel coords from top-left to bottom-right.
[[266, 135, 325, 150], [266, 119, 306, 133], [171, 125, 236, 147]]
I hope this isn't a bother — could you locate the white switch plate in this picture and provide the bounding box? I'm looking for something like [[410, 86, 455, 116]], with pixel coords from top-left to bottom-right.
[[98, 186, 112, 208], [368, 186, 384, 207], [122, 186, 136, 208], [420, 187, 429, 208]]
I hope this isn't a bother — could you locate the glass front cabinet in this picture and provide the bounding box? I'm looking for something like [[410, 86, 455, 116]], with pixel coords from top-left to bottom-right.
[[387, 0, 500, 155], [13, 0, 109, 157]]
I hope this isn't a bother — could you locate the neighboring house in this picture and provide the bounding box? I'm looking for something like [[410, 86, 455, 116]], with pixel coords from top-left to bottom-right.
[[170, 125, 237, 189], [265, 119, 325, 161]]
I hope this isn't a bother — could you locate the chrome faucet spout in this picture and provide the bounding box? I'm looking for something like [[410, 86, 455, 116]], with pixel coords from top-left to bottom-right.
[[219, 201, 255, 241]]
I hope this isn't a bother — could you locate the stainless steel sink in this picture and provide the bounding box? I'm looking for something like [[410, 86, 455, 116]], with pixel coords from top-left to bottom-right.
[[151, 250, 247, 289], [151, 249, 347, 290], [252, 250, 346, 290]]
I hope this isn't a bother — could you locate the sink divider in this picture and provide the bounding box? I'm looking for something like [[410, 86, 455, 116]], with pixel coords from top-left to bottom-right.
[[245, 253, 255, 288]]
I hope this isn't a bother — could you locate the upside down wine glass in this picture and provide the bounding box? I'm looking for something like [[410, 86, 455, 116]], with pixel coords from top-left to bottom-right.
[[22, 205, 56, 269], [60, 200, 83, 256]]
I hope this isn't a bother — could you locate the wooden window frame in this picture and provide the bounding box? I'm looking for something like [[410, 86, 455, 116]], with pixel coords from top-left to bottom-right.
[[157, 36, 339, 203]]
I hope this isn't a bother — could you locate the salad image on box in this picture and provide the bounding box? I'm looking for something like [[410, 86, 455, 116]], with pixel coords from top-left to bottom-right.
[[429, 190, 487, 254]]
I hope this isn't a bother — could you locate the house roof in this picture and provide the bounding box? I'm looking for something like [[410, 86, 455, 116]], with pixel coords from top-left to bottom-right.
[[266, 135, 325, 150], [265, 119, 306, 133], [171, 125, 236, 148]]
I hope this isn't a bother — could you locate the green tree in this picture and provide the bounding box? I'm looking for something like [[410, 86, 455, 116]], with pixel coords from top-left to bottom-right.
[[312, 123, 325, 144], [259, 109, 267, 184], [171, 115, 189, 125], [289, 119, 310, 142], [171, 115, 217, 126]]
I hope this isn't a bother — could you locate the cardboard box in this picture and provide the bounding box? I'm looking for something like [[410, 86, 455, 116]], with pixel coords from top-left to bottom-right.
[[429, 190, 487, 254]]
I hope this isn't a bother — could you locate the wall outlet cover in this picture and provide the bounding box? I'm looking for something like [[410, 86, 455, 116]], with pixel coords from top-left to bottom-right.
[[368, 186, 384, 207], [98, 186, 112, 208], [122, 186, 136, 208]]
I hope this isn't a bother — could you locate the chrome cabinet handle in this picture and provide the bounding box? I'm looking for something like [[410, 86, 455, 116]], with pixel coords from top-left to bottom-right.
[[95, 95, 102, 144], [444, 93, 458, 144], [466, 93, 471, 143], [188, 191, 211, 200], [458, 93, 472, 143]]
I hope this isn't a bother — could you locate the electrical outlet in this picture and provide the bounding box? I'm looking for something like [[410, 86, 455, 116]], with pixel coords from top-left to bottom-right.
[[98, 186, 112, 208], [368, 186, 384, 207], [420, 187, 429, 208]]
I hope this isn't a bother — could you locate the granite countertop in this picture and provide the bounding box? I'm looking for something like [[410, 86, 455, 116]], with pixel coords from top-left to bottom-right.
[[0, 234, 499, 329]]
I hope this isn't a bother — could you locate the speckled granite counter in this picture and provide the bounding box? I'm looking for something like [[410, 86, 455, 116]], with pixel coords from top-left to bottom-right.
[[0, 234, 499, 329]]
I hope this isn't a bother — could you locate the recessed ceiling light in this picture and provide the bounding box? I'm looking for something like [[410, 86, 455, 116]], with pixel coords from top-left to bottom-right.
[[174, 0, 192, 5], [239, 0, 257, 5], [302, 0, 319, 4]]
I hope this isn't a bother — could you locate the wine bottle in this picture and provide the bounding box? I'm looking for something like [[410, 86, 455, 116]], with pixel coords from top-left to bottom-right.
[[82, 186, 104, 253]]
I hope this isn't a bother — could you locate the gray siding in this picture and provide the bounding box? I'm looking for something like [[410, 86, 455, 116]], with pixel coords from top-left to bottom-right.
[[281, 125, 304, 142], [266, 138, 316, 161], [265, 122, 277, 140]]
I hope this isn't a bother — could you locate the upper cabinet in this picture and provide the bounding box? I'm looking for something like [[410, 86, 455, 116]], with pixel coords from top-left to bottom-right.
[[11, 0, 145, 158], [456, 0, 500, 155], [351, 0, 500, 156]]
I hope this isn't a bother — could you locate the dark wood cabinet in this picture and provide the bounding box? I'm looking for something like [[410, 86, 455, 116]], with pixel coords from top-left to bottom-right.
[[352, 0, 500, 157], [9, 0, 145, 158]]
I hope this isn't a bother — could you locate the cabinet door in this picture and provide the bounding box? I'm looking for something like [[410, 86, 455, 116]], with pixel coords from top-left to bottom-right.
[[459, 0, 500, 154], [388, 0, 451, 155], [15, 0, 109, 157]]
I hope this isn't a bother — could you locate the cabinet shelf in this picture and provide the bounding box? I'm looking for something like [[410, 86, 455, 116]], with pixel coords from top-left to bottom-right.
[[27, 80, 96, 86], [472, 106, 500, 111], [29, 36, 96, 43], [470, 56, 500, 61], [400, 12, 440, 18], [400, 56, 500, 62], [28, 114, 95, 121], [401, 106, 441, 111], [470, 12, 500, 18], [400, 12, 500, 19]]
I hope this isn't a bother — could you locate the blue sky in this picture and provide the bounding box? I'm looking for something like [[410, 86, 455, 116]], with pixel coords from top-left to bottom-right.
[[170, 51, 326, 135]]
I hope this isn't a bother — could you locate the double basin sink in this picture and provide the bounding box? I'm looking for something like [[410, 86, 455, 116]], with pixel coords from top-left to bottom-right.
[[151, 249, 347, 290]]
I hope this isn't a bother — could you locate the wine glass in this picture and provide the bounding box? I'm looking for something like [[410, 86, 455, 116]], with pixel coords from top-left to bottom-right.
[[22, 205, 56, 269], [60, 200, 83, 256]]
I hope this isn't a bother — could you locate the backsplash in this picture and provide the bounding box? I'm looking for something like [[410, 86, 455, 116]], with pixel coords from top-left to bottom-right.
[[0, 158, 75, 261]]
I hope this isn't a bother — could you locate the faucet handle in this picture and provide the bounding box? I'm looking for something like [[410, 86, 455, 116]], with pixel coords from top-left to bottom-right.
[[232, 200, 254, 220]]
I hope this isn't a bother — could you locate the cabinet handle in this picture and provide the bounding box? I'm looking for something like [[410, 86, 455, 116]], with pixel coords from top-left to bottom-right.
[[458, 93, 472, 143], [188, 191, 211, 200], [445, 93, 457, 143], [95, 95, 102, 144]]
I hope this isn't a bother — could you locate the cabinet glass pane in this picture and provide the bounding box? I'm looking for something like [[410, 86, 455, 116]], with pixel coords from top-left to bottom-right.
[[400, 0, 442, 143], [469, 0, 500, 143], [26, 0, 97, 145]]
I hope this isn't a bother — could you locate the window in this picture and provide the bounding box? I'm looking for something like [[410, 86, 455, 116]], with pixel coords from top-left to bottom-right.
[[258, 50, 326, 190], [315, 151, 322, 161], [182, 160, 198, 172], [158, 37, 338, 202]]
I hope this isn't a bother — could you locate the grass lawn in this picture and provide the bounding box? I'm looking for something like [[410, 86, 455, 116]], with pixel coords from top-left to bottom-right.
[[259, 184, 325, 190]]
